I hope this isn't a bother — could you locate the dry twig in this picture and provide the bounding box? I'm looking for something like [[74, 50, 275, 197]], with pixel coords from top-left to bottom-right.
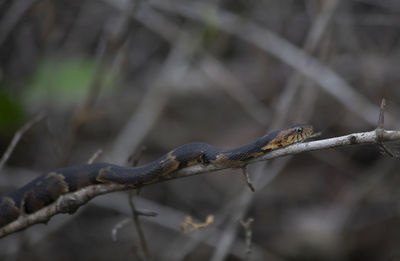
[[0, 113, 45, 172], [129, 192, 152, 260], [180, 215, 214, 234], [241, 167, 255, 192], [87, 149, 103, 164], [200, 55, 271, 126], [111, 218, 132, 242], [114, 145, 155, 259], [376, 99, 395, 157], [240, 218, 254, 261]]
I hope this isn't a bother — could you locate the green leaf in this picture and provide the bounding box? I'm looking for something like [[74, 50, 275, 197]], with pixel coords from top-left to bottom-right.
[[26, 57, 98, 106]]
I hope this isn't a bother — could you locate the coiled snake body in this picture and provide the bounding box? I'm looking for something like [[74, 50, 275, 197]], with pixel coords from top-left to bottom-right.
[[0, 125, 313, 228]]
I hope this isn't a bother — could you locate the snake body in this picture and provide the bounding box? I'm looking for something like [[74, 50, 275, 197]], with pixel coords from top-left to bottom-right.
[[0, 125, 313, 228]]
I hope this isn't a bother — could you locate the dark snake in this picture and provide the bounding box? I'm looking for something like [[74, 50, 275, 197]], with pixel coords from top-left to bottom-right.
[[0, 125, 313, 228]]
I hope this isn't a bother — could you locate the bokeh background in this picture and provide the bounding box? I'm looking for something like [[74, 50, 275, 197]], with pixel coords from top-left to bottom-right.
[[1, 0, 400, 260]]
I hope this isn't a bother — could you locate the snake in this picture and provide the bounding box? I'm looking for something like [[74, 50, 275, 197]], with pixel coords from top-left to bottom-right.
[[0, 125, 313, 228]]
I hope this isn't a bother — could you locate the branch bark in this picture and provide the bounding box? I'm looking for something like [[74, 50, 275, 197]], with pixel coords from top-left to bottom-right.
[[0, 128, 399, 238]]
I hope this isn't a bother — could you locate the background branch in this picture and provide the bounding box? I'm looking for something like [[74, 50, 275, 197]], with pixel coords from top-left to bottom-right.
[[149, 0, 393, 126], [0, 113, 45, 172]]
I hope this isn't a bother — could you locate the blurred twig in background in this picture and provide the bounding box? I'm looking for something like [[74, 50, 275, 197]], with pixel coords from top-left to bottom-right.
[[150, 0, 391, 126], [0, 113, 45, 172], [240, 218, 254, 261], [108, 31, 201, 164]]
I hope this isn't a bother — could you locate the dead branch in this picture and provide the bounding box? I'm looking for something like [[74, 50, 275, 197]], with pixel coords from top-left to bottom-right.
[[1, 126, 399, 238]]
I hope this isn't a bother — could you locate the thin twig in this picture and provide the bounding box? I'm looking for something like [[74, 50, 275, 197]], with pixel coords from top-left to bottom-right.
[[0, 0, 37, 47], [378, 98, 386, 128], [129, 192, 152, 260], [128, 146, 147, 167], [240, 218, 254, 261], [112, 218, 132, 242], [110, 208, 157, 242], [200, 55, 271, 126], [241, 167, 255, 192], [0, 113, 45, 172], [376, 98, 394, 157], [127, 146, 153, 261], [87, 149, 103, 164], [1, 128, 400, 238]]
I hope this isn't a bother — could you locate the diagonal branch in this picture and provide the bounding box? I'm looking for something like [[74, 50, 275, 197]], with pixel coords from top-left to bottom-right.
[[0, 113, 45, 172], [148, 0, 391, 126], [1, 128, 400, 238]]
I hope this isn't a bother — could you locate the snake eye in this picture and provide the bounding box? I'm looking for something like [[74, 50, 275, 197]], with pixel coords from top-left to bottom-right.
[[295, 127, 303, 134]]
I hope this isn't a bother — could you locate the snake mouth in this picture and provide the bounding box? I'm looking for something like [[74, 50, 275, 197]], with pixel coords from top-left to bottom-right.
[[303, 131, 321, 142]]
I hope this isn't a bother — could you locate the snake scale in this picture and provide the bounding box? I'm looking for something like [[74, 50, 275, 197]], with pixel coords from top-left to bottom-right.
[[0, 125, 313, 228]]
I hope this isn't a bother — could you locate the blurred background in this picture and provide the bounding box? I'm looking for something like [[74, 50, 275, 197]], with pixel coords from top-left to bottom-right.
[[1, 0, 400, 260]]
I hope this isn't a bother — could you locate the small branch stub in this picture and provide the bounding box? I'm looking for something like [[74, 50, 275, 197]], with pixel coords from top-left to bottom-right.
[[241, 167, 255, 192], [376, 98, 395, 157]]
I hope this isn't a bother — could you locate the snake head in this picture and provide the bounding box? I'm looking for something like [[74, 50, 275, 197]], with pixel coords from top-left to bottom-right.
[[262, 125, 314, 151], [291, 125, 314, 142], [283, 124, 314, 143]]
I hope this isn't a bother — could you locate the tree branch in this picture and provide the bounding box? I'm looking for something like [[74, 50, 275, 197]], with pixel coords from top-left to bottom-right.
[[1, 128, 399, 238]]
